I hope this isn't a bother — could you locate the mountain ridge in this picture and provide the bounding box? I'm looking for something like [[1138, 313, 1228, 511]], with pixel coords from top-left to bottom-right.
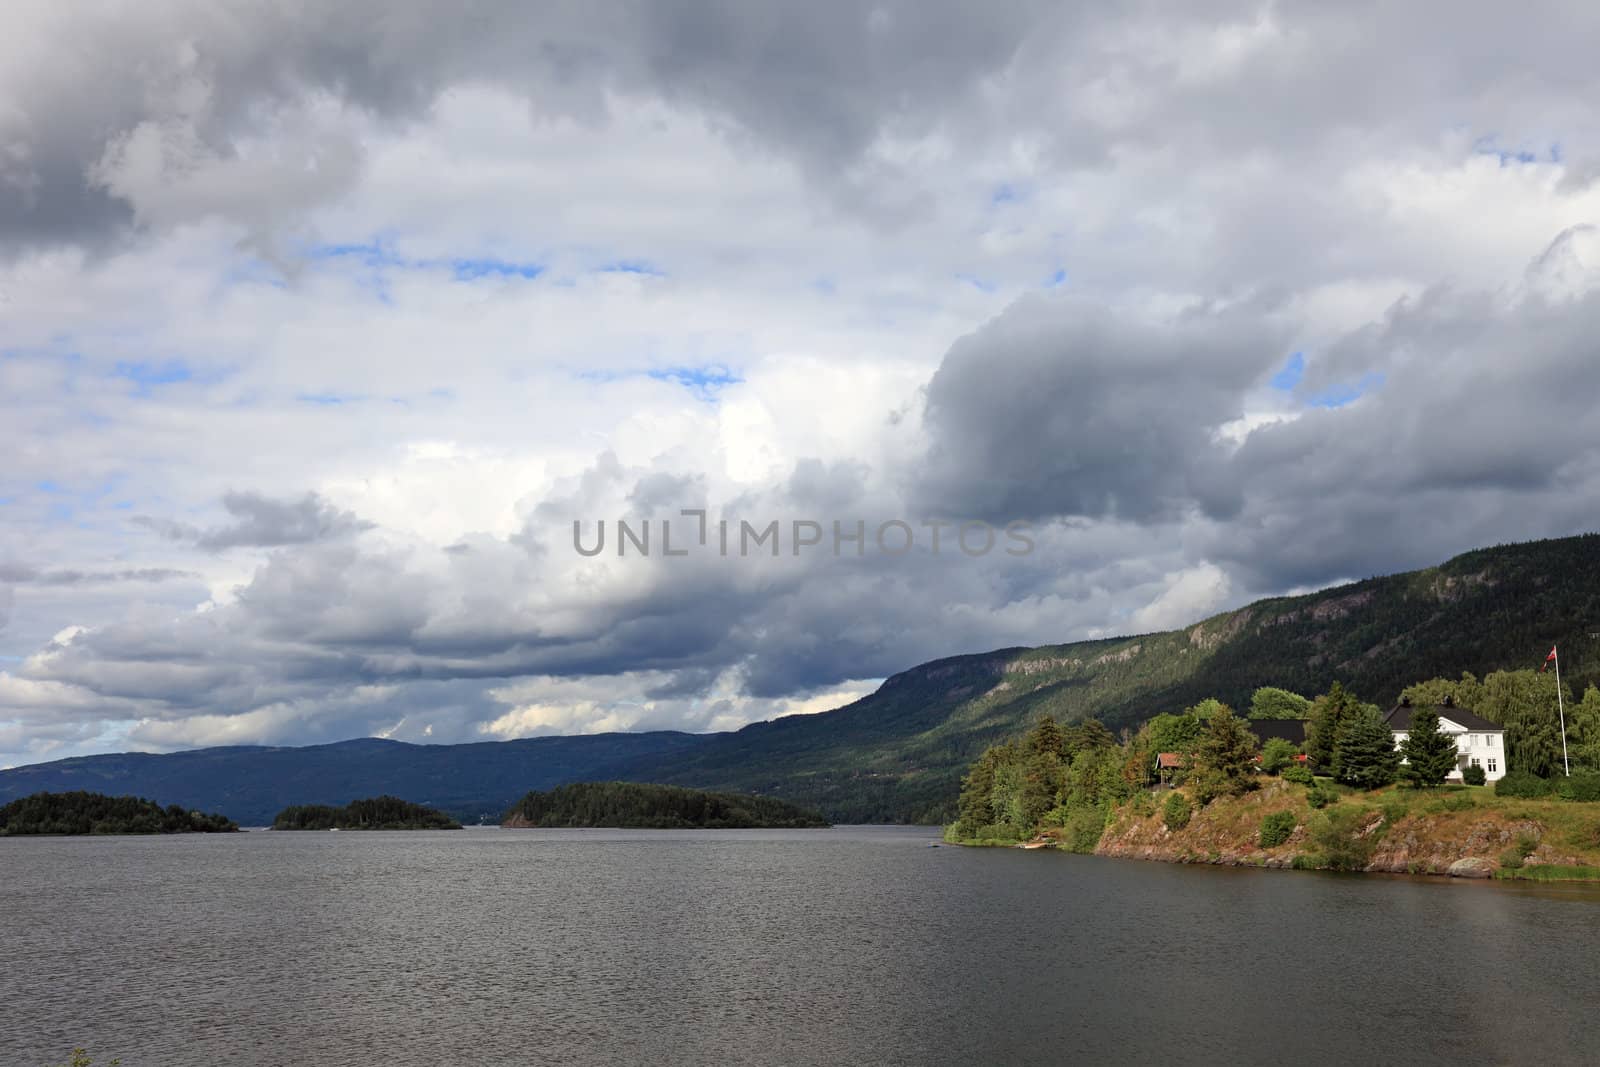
[[5, 533, 1598, 824]]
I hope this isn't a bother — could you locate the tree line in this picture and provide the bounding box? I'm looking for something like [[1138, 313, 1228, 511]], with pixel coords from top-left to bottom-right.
[[503, 781, 830, 828], [271, 795, 462, 830], [0, 791, 238, 835]]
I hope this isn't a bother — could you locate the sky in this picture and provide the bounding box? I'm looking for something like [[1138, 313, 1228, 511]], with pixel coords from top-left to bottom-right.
[[4, 1, 1600, 768]]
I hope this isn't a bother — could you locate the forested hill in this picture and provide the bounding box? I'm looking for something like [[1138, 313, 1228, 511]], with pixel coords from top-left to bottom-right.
[[628, 533, 1600, 822], [3, 534, 1598, 826], [0, 732, 710, 826], [503, 782, 829, 829]]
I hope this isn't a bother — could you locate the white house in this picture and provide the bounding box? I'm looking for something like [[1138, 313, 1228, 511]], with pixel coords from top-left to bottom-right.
[[1386, 696, 1506, 782]]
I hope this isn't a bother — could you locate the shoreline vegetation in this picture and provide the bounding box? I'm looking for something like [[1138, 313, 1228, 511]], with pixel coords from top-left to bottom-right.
[[0, 791, 238, 835], [502, 781, 830, 829], [270, 796, 462, 830], [946, 674, 1600, 883]]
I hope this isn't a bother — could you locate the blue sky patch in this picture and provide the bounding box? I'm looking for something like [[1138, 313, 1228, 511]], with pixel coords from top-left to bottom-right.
[[599, 260, 663, 277], [449, 257, 544, 281], [647, 364, 743, 401], [1045, 268, 1068, 288], [1270, 352, 1306, 391], [1308, 372, 1384, 409]]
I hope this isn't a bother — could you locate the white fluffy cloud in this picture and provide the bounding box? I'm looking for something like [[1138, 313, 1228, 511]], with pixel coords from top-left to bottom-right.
[[4, 2, 1600, 766]]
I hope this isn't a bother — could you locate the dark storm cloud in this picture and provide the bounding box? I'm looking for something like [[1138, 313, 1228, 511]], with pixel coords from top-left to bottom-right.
[[914, 294, 1292, 523], [2, 0, 1046, 249], [135, 491, 373, 550]]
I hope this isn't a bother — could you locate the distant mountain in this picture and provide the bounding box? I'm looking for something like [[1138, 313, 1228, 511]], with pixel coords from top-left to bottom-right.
[[5, 534, 1598, 826], [0, 732, 709, 825]]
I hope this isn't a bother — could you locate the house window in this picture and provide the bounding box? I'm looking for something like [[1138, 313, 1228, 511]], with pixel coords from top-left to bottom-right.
[[1470, 757, 1481, 768], [1489, 759, 1498, 773]]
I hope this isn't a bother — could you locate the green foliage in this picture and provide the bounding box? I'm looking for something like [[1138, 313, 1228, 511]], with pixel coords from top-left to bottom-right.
[[1498, 848, 1525, 869], [1570, 685, 1600, 772], [1494, 864, 1600, 882], [1144, 712, 1203, 755], [1554, 771, 1600, 802], [0, 791, 237, 836], [1462, 764, 1487, 786], [1480, 669, 1569, 777], [1258, 810, 1297, 848], [1060, 807, 1109, 853], [505, 782, 829, 829], [1332, 704, 1400, 790], [1307, 784, 1339, 809], [1025, 714, 1066, 758], [1259, 737, 1299, 775], [272, 795, 461, 831], [1515, 830, 1540, 855], [1400, 672, 1485, 712], [1307, 805, 1378, 871], [1305, 682, 1364, 771], [1187, 697, 1230, 720], [1399, 706, 1460, 787], [1162, 791, 1192, 831], [1250, 687, 1312, 720], [1281, 764, 1314, 785], [1192, 706, 1260, 797], [1496, 771, 1556, 798]]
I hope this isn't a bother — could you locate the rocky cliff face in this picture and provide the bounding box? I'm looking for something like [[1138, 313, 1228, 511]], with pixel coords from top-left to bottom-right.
[[1096, 779, 1590, 877]]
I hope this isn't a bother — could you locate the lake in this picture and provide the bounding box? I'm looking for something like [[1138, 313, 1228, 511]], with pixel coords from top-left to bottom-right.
[[5, 825, 1600, 1066]]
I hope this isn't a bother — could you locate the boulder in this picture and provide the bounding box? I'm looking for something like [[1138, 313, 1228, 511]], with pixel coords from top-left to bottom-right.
[[1448, 857, 1494, 879]]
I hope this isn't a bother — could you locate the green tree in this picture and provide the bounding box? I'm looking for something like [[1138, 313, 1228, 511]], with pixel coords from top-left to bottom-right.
[[1187, 697, 1230, 720], [1480, 669, 1568, 777], [1567, 685, 1600, 772], [1260, 737, 1299, 775], [1192, 706, 1261, 797], [1025, 714, 1066, 759], [1400, 672, 1485, 712], [1064, 719, 1117, 756], [1144, 712, 1203, 755], [1305, 682, 1365, 771], [1333, 705, 1401, 789], [1399, 706, 1459, 787], [1250, 687, 1312, 720]]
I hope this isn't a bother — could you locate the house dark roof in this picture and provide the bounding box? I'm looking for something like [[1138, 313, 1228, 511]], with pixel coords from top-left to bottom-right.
[[1246, 719, 1308, 745], [1384, 696, 1502, 732]]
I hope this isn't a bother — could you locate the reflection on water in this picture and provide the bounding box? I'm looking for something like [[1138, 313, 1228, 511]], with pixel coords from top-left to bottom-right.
[[5, 826, 1600, 1067]]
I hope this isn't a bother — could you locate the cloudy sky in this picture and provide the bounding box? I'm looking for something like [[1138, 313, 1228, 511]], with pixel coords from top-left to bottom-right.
[[4, 1, 1600, 768]]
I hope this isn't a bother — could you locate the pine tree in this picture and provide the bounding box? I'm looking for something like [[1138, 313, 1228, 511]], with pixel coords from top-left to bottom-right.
[[1306, 682, 1361, 771], [1026, 715, 1066, 759], [1193, 706, 1261, 797], [1333, 705, 1401, 789], [1399, 705, 1459, 787]]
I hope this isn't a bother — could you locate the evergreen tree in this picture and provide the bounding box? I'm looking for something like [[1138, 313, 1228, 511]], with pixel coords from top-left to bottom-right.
[[1064, 719, 1116, 757], [1399, 706, 1459, 787], [1306, 682, 1362, 771], [1193, 706, 1260, 797], [1333, 705, 1401, 789], [1025, 714, 1066, 759]]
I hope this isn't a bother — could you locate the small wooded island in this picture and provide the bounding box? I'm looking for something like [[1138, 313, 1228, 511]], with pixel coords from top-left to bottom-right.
[[0, 791, 238, 835], [271, 795, 462, 830], [503, 781, 830, 829]]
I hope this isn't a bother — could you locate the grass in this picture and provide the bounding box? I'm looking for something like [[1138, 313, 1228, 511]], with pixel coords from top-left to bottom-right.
[[1494, 864, 1600, 882]]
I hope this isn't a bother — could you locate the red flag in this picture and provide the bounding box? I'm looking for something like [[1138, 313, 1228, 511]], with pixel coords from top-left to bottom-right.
[[1542, 645, 1557, 672]]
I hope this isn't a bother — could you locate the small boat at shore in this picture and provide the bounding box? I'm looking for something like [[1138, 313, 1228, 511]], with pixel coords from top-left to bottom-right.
[[1017, 840, 1050, 850]]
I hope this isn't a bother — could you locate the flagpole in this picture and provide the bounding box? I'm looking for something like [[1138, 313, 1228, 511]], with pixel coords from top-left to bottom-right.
[[1556, 645, 1571, 777]]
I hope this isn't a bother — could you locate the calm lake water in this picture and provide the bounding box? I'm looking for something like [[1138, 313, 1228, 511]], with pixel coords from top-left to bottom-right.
[[5, 825, 1600, 1066]]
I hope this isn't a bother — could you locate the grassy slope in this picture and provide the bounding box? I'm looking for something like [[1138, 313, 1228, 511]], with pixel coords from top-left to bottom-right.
[[639, 533, 1600, 822], [1098, 779, 1600, 877]]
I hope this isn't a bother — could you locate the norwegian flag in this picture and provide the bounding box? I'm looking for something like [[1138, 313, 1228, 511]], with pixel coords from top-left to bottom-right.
[[1542, 645, 1558, 672]]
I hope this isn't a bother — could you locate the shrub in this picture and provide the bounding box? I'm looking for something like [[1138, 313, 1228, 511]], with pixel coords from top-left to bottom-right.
[[1259, 810, 1297, 848], [1260, 738, 1299, 775], [1462, 765, 1487, 786], [1496, 772, 1555, 799], [1555, 771, 1600, 802], [1515, 830, 1541, 856], [1127, 791, 1156, 818], [1281, 764, 1314, 785], [1307, 785, 1339, 809], [1498, 848, 1525, 870], [1061, 807, 1109, 854], [1307, 806, 1378, 871], [1163, 791, 1192, 831]]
